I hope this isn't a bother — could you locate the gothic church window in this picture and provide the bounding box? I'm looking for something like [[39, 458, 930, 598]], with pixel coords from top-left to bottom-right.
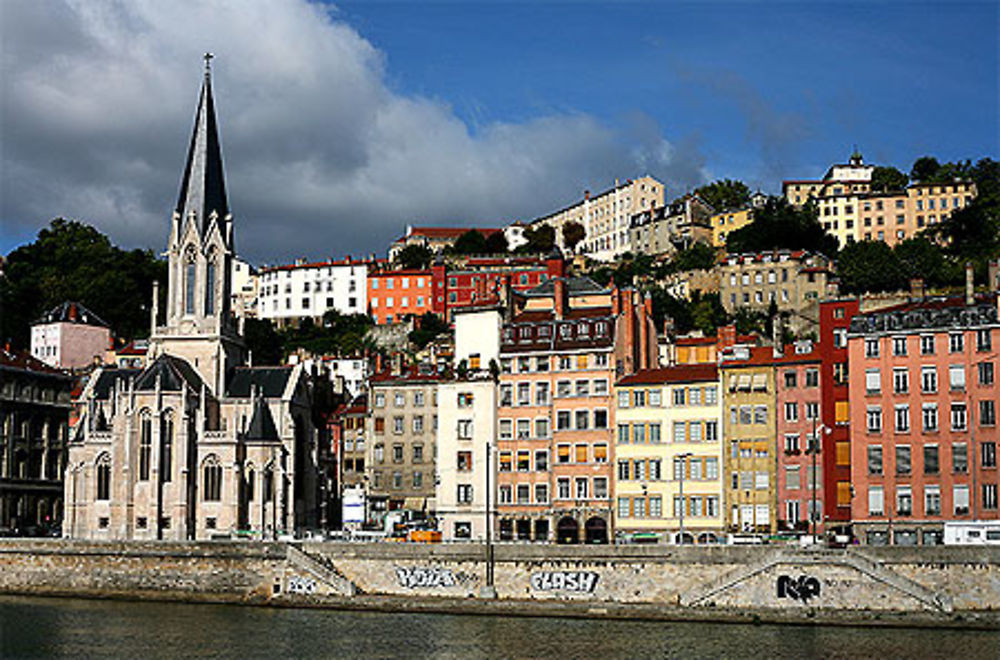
[[203, 455, 223, 501], [96, 453, 111, 501], [184, 249, 197, 315]]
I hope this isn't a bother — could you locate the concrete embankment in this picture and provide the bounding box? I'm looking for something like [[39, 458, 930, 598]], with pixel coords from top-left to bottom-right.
[[1, 540, 998, 629]]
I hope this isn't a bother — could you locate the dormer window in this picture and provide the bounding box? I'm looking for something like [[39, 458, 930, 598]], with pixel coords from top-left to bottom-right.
[[538, 325, 551, 338], [577, 322, 590, 337], [595, 322, 608, 337], [559, 324, 572, 339]]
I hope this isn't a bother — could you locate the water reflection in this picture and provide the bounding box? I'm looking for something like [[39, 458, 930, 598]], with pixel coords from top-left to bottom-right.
[[1, 595, 997, 659]]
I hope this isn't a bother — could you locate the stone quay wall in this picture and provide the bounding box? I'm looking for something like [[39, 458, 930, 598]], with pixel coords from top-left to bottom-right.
[[2, 540, 999, 627]]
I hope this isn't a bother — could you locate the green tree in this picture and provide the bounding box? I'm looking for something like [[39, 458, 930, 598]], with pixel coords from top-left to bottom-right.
[[870, 166, 908, 193], [893, 237, 957, 287], [837, 241, 904, 294], [562, 221, 586, 252], [243, 318, 283, 365], [395, 244, 433, 270], [408, 312, 450, 349], [694, 178, 751, 213], [449, 230, 488, 255], [661, 243, 717, 275], [910, 156, 942, 183], [484, 230, 509, 254], [516, 224, 555, 254], [0, 219, 166, 348], [725, 198, 837, 256]]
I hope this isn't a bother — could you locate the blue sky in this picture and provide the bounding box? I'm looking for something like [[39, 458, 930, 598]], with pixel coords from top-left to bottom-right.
[[1, 1, 997, 262]]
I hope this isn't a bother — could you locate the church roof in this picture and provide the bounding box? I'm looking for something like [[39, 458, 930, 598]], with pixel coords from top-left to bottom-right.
[[176, 61, 229, 235], [244, 395, 280, 441], [134, 354, 205, 392], [227, 366, 295, 398]]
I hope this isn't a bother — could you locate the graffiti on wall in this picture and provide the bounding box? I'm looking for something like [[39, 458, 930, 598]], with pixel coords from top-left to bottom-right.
[[530, 571, 600, 593], [776, 575, 821, 603], [395, 566, 477, 589], [287, 575, 317, 595]]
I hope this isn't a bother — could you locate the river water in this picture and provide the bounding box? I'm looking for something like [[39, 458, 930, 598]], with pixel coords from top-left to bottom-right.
[[1, 595, 997, 659]]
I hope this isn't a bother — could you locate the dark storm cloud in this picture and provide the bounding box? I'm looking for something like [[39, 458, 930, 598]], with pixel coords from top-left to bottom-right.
[[1, 0, 708, 264]]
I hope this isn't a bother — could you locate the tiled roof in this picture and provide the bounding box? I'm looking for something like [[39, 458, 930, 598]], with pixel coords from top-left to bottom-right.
[[617, 364, 718, 386], [720, 344, 822, 368], [521, 275, 607, 297], [848, 293, 999, 335], [35, 301, 109, 327], [0, 348, 68, 376]]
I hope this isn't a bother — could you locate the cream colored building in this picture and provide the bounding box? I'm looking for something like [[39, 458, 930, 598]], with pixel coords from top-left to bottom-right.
[[65, 65, 322, 542], [613, 365, 724, 543], [533, 176, 664, 262], [711, 208, 754, 247], [629, 194, 714, 256], [857, 181, 977, 246], [435, 378, 496, 541]]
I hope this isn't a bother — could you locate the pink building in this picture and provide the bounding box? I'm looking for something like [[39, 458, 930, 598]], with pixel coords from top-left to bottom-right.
[[30, 302, 110, 371], [848, 284, 1000, 545]]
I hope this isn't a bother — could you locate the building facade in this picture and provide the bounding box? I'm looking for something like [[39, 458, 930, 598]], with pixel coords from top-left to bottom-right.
[[614, 365, 723, 543], [629, 194, 714, 256], [1, 348, 72, 534], [848, 287, 1000, 545], [257, 258, 368, 325]]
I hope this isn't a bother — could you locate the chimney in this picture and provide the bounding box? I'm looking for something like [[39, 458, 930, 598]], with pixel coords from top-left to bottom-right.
[[989, 259, 1000, 292], [390, 352, 403, 376], [611, 284, 621, 316], [623, 289, 636, 375], [553, 278, 567, 320], [909, 278, 925, 302], [772, 317, 783, 359], [718, 324, 736, 350], [639, 292, 651, 370], [965, 262, 975, 306]]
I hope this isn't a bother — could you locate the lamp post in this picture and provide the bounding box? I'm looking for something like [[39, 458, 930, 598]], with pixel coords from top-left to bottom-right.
[[481, 438, 496, 598], [677, 452, 692, 544], [808, 417, 830, 544]]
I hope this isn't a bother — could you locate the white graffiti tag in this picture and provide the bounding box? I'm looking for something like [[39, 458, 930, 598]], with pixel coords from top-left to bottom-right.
[[530, 571, 599, 593], [395, 566, 458, 589], [287, 575, 317, 595]]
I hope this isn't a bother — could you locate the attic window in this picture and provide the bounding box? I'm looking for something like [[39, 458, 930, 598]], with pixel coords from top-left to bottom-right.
[[577, 322, 590, 337], [519, 327, 532, 340], [538, 326, 551, 338], [595, 322, 608, 337], [559, 324, 573, 339]]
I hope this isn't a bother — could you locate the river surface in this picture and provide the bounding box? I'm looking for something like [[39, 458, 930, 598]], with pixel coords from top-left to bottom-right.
[[1, 595, 998, 659]]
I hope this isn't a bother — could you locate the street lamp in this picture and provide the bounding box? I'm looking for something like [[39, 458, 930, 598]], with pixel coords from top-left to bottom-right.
[[808, 418, 831, 545], [677, 452, 692, 545]]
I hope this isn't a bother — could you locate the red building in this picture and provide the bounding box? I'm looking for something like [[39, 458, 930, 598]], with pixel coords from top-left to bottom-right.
[[818, 298, 861, 535]]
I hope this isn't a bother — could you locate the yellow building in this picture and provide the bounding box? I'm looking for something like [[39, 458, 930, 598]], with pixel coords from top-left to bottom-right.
[[711, 208, 753, 247], [614, 364, 724, 544], [720, 347, 778, 534]]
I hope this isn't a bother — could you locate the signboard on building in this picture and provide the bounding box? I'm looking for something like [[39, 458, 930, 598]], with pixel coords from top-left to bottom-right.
[[342, 487, 366, 525]]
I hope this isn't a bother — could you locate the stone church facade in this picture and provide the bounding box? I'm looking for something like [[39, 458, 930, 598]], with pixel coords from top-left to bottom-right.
[[65, 62, 322, 541]]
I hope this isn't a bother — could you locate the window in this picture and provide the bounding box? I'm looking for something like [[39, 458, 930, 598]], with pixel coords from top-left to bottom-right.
[[753, 405, 768, 424], [868, 486, 884, 516], [617, 390, 630, 409], [139, 415, 152, 481], [392, 416, 404, 434], [893, 368, 909, 394], [499, 485, 512, 504], [951, 403, 967, 431], [517, 383, 531, 405], [705, 386, 718, 404], [922, 404, 938, 432], [867, 445, 883, 475], [96, 454, 111, 501], [983, 442, 997, 468], [921, 367, 938, 393], [394, 392, 405, 407], [374, 392, 386, 408], [575, 477, 589, 499], [593, 477, 608, 499], [976, 329, 992, 352], [784, 402, 799, 422], [412, 444, 424, 463], [648, 388, 661, 406], [920, 335, 935, 355], [949, 364, 966, 391], [896, 486, 912, 516], [457, 419, 473, 438], [535, 418, 550, 439], [535, 483, 549, 504], [673, 388, 685, 406], [557, 380, 572, 398], [457, 484, 473, 504], [784, 371, 797, 388], [557, 444, 571, 464], [949, 333, 964, 353], [184, 255, 196, 315], [392, 444, 404, 463], [981, 400, 997, 427], [412, 416, 424, 434], [954, 485, 970, 515], [865, 338, 880, 358], [498, 419, 513, 440], [895, 405, 910, 433], [895, 445, 911, 475], [980, 361, 995, 386], [160, 415, 173, 483], [635, 390, 647, 407], [499, 384, 513, 406], [516, 484, 531, 504], [203, 457, 222, 501], [535, 450, 549, 472], [954, 443, 968, 473], [865, 370, 881, 394], [574, 410, 589, 430], [984, 484, 998, 511], [867, 406, 882, 433], [457, 451, 472, 472], [892, 336, 907, 356]]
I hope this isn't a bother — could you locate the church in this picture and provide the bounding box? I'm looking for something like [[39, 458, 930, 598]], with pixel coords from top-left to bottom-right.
[[65, 59, 325, 541]]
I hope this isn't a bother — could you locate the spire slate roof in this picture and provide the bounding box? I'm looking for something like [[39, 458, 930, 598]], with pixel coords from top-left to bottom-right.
[[245, 394, 279, 441], [176, 65, 229, 234], [134, 354, 205, 392], [35, 301, 109, 327]]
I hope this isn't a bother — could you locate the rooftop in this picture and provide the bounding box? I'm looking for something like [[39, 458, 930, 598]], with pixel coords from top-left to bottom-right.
[[35, 301, 109, 328], [617, 364, 718, 386]]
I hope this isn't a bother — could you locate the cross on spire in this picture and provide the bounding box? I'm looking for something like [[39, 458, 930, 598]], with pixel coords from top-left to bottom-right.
[[203, 52, 214, 75]]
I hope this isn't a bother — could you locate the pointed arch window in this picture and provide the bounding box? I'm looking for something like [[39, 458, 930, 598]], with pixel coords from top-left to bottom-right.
[[244, 464, 255, 502], [204, 255, 217, 316], [184, 249, 197, 315], [203, 455, 223, 501], [160, 412, 174, 483], [96, 453, 111, 501], [138, 411, 152, 481]]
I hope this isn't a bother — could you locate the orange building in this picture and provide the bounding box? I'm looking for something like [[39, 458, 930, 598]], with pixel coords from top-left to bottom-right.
[[367, 270, 434, 324]]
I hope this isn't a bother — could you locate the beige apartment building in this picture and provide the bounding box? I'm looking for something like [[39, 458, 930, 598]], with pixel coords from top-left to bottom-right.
[[629, 194, 714, 256], [533, 176, 664, 262], [857, 181, 977, 246], [366, 369, 442, 520], [719, 250, 834, 336], [614, 365, 724, 544]]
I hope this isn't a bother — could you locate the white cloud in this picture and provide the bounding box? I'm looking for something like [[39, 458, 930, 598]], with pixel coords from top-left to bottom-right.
[[1, 0, 708, 262]]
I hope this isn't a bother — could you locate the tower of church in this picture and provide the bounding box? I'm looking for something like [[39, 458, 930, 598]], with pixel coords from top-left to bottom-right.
[[149, 55, 245, 394]]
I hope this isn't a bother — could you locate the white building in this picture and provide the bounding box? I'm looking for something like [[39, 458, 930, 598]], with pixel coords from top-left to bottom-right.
[[256, 259, 368, 325], [436, 378, 496, 541], [453, 305, 502, 371], [31, 302, 111, 370], [230, 258, 258, 321]]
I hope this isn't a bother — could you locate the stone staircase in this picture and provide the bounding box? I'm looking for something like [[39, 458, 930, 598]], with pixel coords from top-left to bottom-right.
[[681, 548, 952, 612], [285, 543, 358, 596]]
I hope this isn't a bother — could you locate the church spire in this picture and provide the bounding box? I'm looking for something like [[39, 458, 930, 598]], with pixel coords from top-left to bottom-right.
[[176, 53, 229, 235]]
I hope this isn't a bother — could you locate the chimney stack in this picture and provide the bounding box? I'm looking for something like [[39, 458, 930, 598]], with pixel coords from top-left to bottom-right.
[[553, 278, 567, 320], [909, 278, 925, 302], [772, 317, 784, 359], [965, 262, 975, 306]]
